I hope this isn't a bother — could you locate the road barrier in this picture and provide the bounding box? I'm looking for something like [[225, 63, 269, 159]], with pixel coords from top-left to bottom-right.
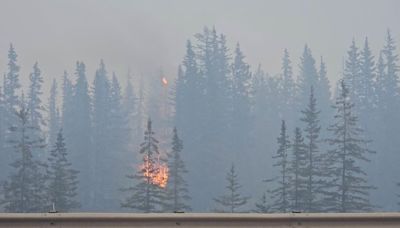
[[0, 212, 399, 227]]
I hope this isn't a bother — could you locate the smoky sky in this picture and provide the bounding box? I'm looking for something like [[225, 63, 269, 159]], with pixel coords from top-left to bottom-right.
[[0, 0, 398, 93]]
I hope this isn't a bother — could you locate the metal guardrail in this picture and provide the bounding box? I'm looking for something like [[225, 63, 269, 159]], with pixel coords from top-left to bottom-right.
[[0, 213, 400, 227]]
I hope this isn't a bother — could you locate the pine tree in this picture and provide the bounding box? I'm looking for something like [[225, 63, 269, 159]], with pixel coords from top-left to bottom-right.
[[300, 86, 323, 212], [297, 45, 319, 111], [280, 49, 296, 125], [91, 60, 111, 209], [1, 105, 47, 212], [121, 119, 164, 212], [316, 56, 332, 130], [27, 62, 46, 163], [343, 39, 361, 107], [214, 164, 249, 213], [289, 127, 308, 212], [123, 71, 136, 150], [359, 37, 377, 113], [254, 193, 270, 213], [230, 43, 253, 166], [3, 44, 21, 111], [269, 120, 291, 213], [164, 127, 191, 212], [48, 79, 60, 153], [381, 30, 399, 105], [28, 62, 45, 132], [61, 71, 73, 139], [185, 27, 232, 210], [47, 129, 80, 212], [108, 73, 130, 208], [0, 82, 6, 178], [325, 80, 375, 212], [69, 61, 93, 209], [2, 44, 21, 175]]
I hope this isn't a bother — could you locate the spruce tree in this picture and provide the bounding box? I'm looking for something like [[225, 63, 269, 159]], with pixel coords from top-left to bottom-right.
[[67, 61, 93, 209], [269, 120, 291, 213], [121, 119, 164, 212], [213, 164, 249, 213], [325, 80, 375, 212], [254, 193, 270, 213], [123, 71, 137, 150], [48, 79, 60, 151], [316, 56, 332, 130], [289, 127, 308, 212], [359, 37, 377, 114], [164, 127, 191, 212], [3, 44, 21, 111], [381, 29, 399, 105], [297, 45, 319, 111], [280, 49, 296, 125], [91, 60, 111, 209], [47, 129, 80, 212], [1, 106, 47, 212], [27, 62, 46, 162], [61, 71, 74, 141], [343, 39, 362, 107], [28, 62, 45, 132], [230, 43, 253, 168], [300, 86, 323, 212], [108, 73, 130, 208], [2, 44, 21, 176]]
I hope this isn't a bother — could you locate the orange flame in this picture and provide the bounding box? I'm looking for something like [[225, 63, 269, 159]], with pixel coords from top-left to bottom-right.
[[161, 77, 168, 86], [139, 156, 169, 188]]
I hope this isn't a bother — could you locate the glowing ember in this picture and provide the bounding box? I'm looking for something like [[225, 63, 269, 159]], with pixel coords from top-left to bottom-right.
[[161, 77, 168, 86], [139, 156, 169, 188]]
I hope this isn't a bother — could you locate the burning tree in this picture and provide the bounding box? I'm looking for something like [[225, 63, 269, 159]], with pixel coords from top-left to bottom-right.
[[121, 118, 166, 212]]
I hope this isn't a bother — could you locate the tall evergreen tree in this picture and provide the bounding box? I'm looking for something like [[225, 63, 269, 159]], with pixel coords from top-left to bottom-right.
[[28, 62, 45, 132], [69, 61, 93, 209], [325, 80, 375, 212], [123, 71, 137, 150], [343, 39, 362, 107], [300, 86, 323, 212], [3, 44, 21, 111], [2, 44, 21, 176], [213, 164, 249, 213], [230, 43, 253, 165], [289, 127, 308, 212], [91, 60, 111, 209], [269, 120, 291, 213], [108, 73, 130, 208], [47, 129, 80, 212], [359, 37, 377, 114], [297, 45, 319, 112], [316, 56, 333, 129], [61, 71, 73, 139], [27, 62, 46, 162], [280, 49, 296, 125], [381, 30, 399, 105], [164, 127, 191, 212], [375, 30, 399, 210], [1, 106, 47, 212], [183, 27, 232, 210], [121, 119, 164, 212], [48, 79, 60, 153]]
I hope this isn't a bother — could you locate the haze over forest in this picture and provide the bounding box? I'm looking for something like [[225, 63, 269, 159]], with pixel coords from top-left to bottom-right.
[[0, 0, 399, 213]]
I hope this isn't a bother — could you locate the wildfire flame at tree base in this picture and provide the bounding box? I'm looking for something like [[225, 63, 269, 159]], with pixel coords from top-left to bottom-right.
[[139, 156, 169, 188]]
